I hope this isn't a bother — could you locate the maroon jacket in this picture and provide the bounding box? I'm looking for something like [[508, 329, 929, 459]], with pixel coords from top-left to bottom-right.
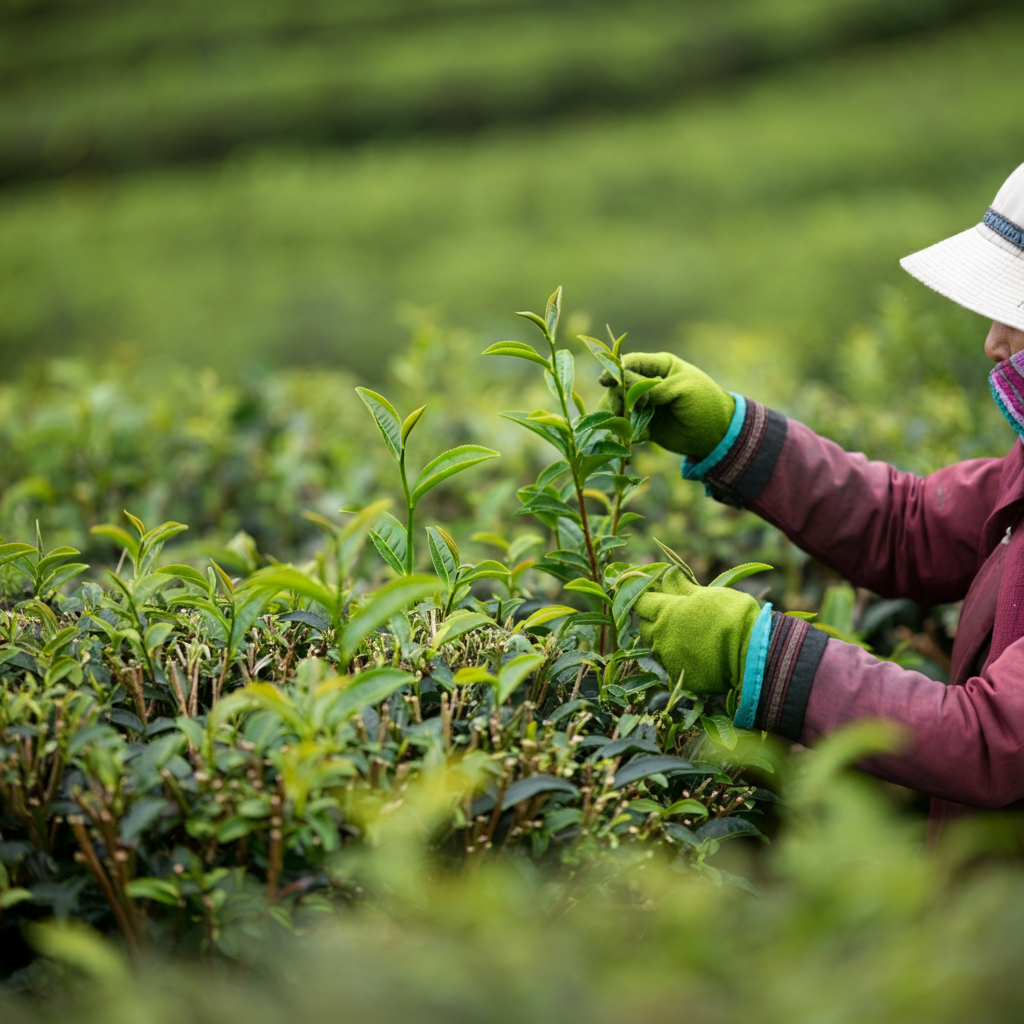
[[698, 399, 1024, 822]]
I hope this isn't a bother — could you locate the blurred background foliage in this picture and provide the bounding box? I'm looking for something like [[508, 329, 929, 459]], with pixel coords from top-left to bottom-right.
[[1, 0, 1022, 379]]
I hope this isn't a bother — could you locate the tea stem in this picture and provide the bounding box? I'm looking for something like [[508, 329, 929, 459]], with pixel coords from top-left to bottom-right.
[[400, 449, 415, 575]]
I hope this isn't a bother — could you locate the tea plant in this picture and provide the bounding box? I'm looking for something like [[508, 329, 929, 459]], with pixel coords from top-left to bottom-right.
[[355, 388, 499, 577], [0, 291, 787, 967]]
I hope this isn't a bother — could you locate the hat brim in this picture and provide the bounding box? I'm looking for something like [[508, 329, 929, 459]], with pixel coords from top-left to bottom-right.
[[901, 225, 1024, 333]]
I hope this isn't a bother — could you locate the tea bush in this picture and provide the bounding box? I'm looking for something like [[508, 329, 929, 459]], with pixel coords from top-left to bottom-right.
[[0, 291, 800, 972], [0, 287, 1018, 1016], [7, 725, 1024, 1024]]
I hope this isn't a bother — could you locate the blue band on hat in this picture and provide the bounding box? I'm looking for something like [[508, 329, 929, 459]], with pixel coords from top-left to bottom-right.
[[733, 602, 773, 731], [983, 208, 1024, 251], [681, 393, 746, 482]]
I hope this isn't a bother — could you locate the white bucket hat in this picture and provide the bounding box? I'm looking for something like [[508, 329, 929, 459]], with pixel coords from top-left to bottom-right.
[[901, 161, 1024, 333]]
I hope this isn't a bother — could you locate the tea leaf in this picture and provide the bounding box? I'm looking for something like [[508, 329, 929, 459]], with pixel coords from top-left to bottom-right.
[[528, 410, 571, 434], [543, 549, 592, 575], [707, 562, 773, 588], [41, 563, 89, 594], [576, 334, 610, 353], [515, 493, 580, 524], [411, 445, 500, 504], [554, 349, 575, 400], [612, 755, 699, 789], [250, 566, 334, 614], [124, 511, 146, 539], [355, 387, 403, 461], [481, 341, 552, 370], [89, 525, 140, 561], [545, 286, 562, 340], [210, 560, 235, 597], [340, 575, 436, 663], [514, 604, 577, 633], [434, 526, 460, 566], [155, 564, 211, 593], [666, 798, 710, 819], [334, 667, 415, 721], [515, 310, 550, 338], [0, 542, 36, 566], [625, 377, 661, 408], [432, 610, 493, 649], [277, 610, 329, 632], [500, 411, 570, 456], [564, 578, 611, 604], [500, 773, 578, 811], [573, 411, 616, 436], [652, 539, 699, 584], [496, 653, 544, 703], [453, 666, 495, 685], [426, 526, 458, 588], [461, 560, 511, 587], [701, 714, 738, 750], [401, 405, 427, 446], [612, 564, 667, 629], [580, 339, 621, 381], [695, 817, 765, 843]]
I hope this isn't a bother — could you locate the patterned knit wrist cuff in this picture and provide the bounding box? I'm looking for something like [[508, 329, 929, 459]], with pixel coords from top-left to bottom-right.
[[683, 397, 787, 509], [754, 612, 828, 741]]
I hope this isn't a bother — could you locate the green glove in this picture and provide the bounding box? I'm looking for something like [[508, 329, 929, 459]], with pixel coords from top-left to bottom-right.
[[599, 352, 735, 459], [636, 568, 761, 695]]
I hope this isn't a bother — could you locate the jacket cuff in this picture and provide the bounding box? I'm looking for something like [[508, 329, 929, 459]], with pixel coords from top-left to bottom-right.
[[682, 397, 787, 508], [753, 612, 828, 740]]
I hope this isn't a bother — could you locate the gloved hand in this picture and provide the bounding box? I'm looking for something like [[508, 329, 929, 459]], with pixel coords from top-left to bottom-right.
[[636, 568, 761, 694], [599, 352, 734, 459]]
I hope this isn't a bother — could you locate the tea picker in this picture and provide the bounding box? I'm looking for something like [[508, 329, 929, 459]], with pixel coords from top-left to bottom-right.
[[601, 161, 1024, 831]]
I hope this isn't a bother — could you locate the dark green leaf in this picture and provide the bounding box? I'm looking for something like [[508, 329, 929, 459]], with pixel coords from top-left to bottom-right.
[[501, 773, 578, 811], [694, 817, 766, 843], [612, 755, 700, 789], [586, 737, 660, 762]]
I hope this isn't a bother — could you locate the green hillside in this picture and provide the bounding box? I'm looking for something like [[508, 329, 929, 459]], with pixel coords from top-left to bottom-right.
[[0, 3, 1021, 379]]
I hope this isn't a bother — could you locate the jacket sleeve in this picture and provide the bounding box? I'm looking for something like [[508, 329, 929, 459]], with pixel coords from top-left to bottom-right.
[[776, 633, 1024, 808], [689, 398, 1005, 604]]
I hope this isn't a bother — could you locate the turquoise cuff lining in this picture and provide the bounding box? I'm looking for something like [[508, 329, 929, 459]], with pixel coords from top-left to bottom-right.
[[681, 393, 746, 482], [733, 603, 773, 731]]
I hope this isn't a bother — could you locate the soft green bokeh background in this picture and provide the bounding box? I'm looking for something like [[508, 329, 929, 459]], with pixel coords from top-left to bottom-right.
[[2, 0, 1023, 379]]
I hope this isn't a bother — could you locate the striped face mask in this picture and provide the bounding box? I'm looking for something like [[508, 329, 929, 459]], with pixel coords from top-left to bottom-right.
[[990, 350, 1024, 440]]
